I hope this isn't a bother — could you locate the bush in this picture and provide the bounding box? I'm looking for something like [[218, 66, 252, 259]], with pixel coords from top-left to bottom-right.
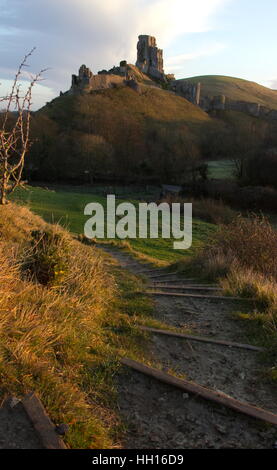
[[179, 214, 277, 282], [195, 180, 277, 212], [161, 195, 235, 225], [221, 267, 277, 311], [244, 152, 277, 189], [213, 214, 277, 279], [23, 229, 70, 286]]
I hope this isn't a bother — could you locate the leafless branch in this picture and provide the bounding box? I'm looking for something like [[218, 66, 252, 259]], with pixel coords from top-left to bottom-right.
[[0, 49, 45, 204]]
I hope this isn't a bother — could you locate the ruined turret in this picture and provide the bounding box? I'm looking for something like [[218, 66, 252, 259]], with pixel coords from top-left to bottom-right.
[[136, 35, 164, 80], [71, 65, 93, 90]]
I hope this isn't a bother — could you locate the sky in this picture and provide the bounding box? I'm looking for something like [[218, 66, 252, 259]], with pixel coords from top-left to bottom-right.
[[1, 0, 277, 109]]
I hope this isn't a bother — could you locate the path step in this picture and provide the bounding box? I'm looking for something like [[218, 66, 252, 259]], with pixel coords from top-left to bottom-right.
[[149, 272, 179, 279], [121, 358, 277, 426], [139, 326, 265, 352], [145, 291, 254, 302], [148, 285, 222, 292], [151, 278, 198, 284]]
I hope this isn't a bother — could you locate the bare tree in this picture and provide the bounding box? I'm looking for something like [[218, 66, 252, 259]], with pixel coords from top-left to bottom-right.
[[0, 49, 45, 205]]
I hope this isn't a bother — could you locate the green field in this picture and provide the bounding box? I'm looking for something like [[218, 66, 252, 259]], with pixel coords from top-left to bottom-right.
[[12, 185, 215, 264], [208, 159, 236, 180]]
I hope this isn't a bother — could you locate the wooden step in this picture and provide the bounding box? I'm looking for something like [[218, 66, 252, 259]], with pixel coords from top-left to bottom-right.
[[121, 358, 277, 426], [148, 285, 222, 292], [139, 326, 265, 352], [146, 291, 253, 302]]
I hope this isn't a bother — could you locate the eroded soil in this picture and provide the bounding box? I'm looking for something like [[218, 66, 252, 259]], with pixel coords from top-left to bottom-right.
[[104, 247, 277, 449]]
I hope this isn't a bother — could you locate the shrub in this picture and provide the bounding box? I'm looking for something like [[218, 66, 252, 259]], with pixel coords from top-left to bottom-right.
[[178, 213, 277, 283], [161, 195, 235, 225], [23, 228, 71, 286], [213, 214, 277, 279], [244, 152, 277, 189]]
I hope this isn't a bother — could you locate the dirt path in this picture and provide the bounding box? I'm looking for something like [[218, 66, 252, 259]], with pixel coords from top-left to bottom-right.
[[104, 247, 277, 449], [0, 398, 42, 449]]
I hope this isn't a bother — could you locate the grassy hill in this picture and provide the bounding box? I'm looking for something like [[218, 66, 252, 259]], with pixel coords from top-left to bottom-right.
[[28, 75, 277, 184], [179, 75, 277, 109], [42, 85, 211, 128], [29, 85, 214, 183]]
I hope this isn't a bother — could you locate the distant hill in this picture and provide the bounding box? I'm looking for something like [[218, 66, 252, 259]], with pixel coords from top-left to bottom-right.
[[27, 74, 277, 185], [178, 75, 277, 110], [29, 85, 214, 183]]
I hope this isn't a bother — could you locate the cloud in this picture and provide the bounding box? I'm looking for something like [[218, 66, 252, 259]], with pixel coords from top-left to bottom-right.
[[257, 78, 277, 91], [0, 0, 228, 108], [268, 79, 277, 90], [166, 42, 226, 73]]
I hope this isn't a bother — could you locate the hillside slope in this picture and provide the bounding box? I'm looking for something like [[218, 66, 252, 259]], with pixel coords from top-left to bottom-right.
[[179, 75, 277, 109], [29, 86, 214, 183], [42, 85, 211, 126]]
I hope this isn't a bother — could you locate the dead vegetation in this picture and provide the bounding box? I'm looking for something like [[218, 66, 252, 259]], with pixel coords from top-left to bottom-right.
[[161, 194, 236, 225], [0, 49, 45, 205], [0, 203, 153, 448]]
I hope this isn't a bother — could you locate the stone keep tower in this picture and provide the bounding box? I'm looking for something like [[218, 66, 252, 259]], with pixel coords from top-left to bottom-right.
[[136, 35, 164, 80], [71, 65, 93, 89]]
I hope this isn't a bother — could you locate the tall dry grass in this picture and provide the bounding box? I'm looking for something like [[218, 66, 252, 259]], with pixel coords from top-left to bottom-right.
[[161, 194, 236, 225], [214, 214, 277, 279], [184, 214, 277, 281], [0, 204, 119, 448]]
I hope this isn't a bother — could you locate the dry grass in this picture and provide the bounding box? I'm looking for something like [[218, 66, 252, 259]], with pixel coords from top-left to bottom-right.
[[181, 214, 277, 281], [221, 266, 277, 377], [0, 209, 116, 447], [0, 203, 154, 448], [213, 214, 277, 279], [162, 195, 235, 225]]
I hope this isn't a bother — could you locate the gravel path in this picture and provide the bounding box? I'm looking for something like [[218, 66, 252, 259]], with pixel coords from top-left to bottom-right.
[[0, 399, 42, 449], [104, 247, 277, 449]]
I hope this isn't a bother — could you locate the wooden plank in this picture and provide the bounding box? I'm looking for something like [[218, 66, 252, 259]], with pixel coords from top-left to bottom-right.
[[137, 270, 164, 275], [146, 291, 253, 301], [153, 284, 219, 288], [148, 285, 222, 292], [139, 326, 265, 352], [151, 278, 198, 284], [149, 272, 179, 279], [121, 358, 277, 426], [22, 393, 67, 449]]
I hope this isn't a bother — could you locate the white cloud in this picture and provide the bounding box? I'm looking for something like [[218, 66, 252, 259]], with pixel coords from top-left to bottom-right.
[[266, 79, 277, 90], [255, 78, 277, 91], [0, 0, 228, 107], [166, 42, 226, 74]]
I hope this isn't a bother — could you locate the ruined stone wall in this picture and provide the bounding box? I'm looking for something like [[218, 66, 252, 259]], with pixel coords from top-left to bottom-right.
[[69, 62, 144, 95], [198, 94, 277, 120], [70, 64, 137, 94], [136, 35, 164, 80], [70, 73, 126, 94], [170, 81, 201, 105]]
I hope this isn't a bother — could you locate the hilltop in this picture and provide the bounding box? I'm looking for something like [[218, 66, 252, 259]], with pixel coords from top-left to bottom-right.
[[177, 75, 277, 110], [29, 85, 214, 184]]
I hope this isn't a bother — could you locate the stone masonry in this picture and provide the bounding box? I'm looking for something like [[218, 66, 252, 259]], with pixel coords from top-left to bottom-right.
[[171, 81, 201, 106], [136, 35, 164, 80]]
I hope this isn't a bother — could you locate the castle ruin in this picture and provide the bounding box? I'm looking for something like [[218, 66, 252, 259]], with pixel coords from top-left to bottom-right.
[[70, 64, 128, 94], [171, 81, 201, 106], [66, 35, 277, 121], [136, 35, 164, 80]]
